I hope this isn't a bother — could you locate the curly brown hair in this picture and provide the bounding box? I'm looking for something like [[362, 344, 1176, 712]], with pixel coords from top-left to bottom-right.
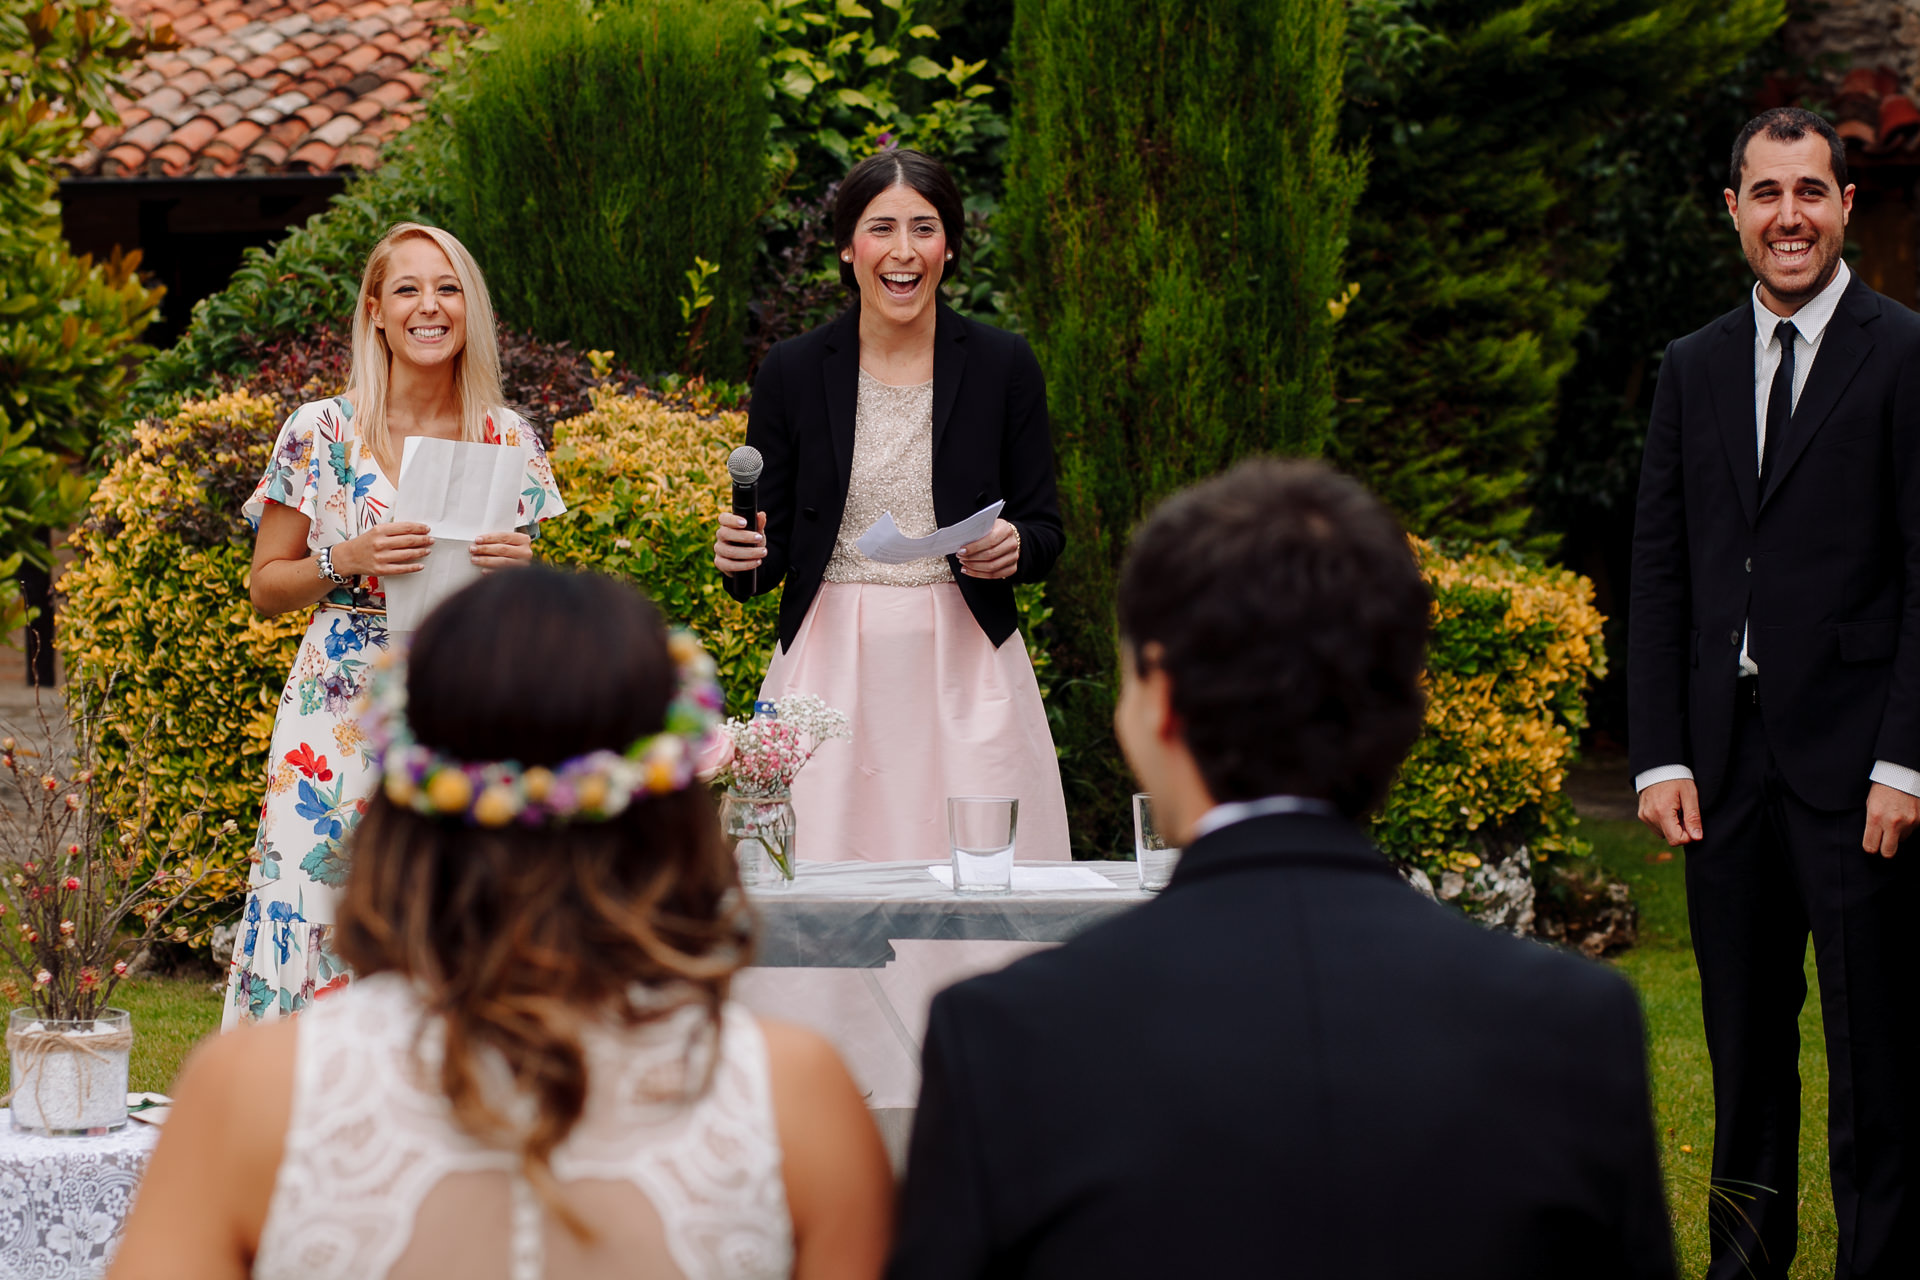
[[336, 568, 751, 1229]]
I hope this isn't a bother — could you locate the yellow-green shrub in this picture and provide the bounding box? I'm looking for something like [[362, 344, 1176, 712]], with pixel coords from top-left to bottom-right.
[[537, 391, 780, 716], [1373, 538, 1607, 877], [60, 391, 308, 928]]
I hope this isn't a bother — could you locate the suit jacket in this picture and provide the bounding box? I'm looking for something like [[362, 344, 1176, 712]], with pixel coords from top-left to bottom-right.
[[1628, 275, 1920, 810], [724, 305, 1065, 649], [886, 813, 1675, 1280]]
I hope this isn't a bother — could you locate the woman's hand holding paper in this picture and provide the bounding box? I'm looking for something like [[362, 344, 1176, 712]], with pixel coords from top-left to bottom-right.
[[470, 530, 534, 571], [337, 521, 434, 577], [957, 518, 1021, 579]]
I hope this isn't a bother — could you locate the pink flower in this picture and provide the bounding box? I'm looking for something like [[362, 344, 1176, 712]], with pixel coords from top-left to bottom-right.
[[63, 877, 79, 891], [33, 970, 50, 986], [58, 920, 74, 936], [694, 732, 735, 782], [64, 793, 78, 811], [112, 960, 129, 977]]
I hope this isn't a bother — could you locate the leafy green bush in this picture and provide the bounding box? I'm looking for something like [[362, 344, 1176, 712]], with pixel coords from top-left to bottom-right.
[[1375, 539, 1607, 878], [3, 0, 165, 578], [437, 0, 767, 379], [1004, 0, 1365, 856], [759, 0, 1003, 194], [537, 392, 780, 716], [60, 390, 308, 924]]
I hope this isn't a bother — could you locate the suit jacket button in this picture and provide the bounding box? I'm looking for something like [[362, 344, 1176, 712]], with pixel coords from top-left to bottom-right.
[[1729, 630, 1741, 645], [1745, 557, 1752, 572], [802, 507, 819, 521]]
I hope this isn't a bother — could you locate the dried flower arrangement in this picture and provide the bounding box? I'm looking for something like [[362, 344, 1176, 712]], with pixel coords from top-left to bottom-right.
[[0, 688, 228, 1022]]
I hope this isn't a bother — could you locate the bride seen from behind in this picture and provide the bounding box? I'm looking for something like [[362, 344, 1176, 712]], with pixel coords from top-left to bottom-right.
[[109, 568, 892, 1280]]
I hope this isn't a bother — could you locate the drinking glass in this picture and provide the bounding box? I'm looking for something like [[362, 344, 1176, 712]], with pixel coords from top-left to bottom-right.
[[1133, 793, 1181, 891], [948, 796, 1018, 893]]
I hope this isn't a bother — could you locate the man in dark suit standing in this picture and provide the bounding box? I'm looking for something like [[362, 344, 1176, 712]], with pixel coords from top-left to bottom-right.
[[888, 459, 1675, 1279], [1630, 107, 1920, 1279]]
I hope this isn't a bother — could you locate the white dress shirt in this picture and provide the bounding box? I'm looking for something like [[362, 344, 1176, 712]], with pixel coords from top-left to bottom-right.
[[1635, 262, 1920, 799], [1189, 795, 1338, 842]]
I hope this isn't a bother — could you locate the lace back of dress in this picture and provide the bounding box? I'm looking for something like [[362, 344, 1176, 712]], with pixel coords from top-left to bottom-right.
[[252, 975, 793, 1280]]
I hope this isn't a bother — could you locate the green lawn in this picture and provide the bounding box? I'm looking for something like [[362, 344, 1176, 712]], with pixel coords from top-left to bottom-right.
[[1588, 815, 1836, 1278], [1, 972, 223, 1097]]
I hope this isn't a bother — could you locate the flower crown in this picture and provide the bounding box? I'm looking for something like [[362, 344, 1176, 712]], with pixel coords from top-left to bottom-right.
[[364, 631, 726, 827]]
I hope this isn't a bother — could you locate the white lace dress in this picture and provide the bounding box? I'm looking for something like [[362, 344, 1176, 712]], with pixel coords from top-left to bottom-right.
[[253, 975, 792, 1280]]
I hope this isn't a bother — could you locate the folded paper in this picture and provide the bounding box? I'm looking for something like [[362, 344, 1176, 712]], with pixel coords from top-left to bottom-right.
[[855, 501, 1005, 565]]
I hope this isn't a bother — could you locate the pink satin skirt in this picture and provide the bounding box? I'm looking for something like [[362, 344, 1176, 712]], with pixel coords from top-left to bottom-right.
[[758, 581, 1070, 862]]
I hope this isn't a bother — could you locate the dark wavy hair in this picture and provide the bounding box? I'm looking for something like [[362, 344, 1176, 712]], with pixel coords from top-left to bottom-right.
[[1116, 459, 1431, 820], [832, 147, 966, 290], [337, 567, 749, 1229]]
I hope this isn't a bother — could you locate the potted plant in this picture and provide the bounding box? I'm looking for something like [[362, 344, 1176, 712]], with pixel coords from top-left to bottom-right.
[[700, 694, 849, 885], [0, 691, 226, 1134]]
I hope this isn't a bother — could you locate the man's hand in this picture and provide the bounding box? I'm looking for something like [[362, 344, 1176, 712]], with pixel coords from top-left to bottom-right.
[[1638, 778, 1704, 846], [1862, 782, 1920, 858]]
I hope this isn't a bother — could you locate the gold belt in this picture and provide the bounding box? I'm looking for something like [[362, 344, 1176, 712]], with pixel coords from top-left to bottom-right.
[[316, 601, 387, 618]]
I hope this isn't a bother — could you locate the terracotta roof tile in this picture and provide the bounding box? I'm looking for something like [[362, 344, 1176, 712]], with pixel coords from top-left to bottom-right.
[[247, 138, 289, 170], [75, 0, 456, 178], [104, 144, 147, 174], [335, 142, 379, 170], [336, 42, 381, 75]]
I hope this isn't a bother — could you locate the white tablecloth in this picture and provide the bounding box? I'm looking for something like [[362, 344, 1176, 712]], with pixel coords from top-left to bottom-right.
[[735, 860, 1151, 1161], [0, 1111, 158, 1279]]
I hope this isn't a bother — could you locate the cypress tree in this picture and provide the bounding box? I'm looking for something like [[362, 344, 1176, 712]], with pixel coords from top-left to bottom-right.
[[1332, 0, 1782, 546], [1006, 0, 1364, 854], [439, 0, 767, 378]]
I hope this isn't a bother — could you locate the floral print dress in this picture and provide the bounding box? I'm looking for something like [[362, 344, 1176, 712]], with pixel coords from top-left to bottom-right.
[[222, 396, 566, 1029]]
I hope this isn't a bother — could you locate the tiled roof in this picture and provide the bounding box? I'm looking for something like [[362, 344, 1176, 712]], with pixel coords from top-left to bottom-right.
[[1833, 67, 1920, 157], [70, 1, 454, 178]]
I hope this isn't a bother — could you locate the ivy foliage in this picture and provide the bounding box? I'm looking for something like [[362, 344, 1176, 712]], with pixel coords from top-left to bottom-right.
[[759, 0, 1003, 195], [1005, 0, 1365, 856], [1330, 0, 1783, 546]]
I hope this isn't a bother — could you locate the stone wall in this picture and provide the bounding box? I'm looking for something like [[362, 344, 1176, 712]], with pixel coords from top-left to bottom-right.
[[1787, 0, 1920, 92]]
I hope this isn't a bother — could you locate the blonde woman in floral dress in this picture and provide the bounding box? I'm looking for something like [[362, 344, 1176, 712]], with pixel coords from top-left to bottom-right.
[[224, 224, 566, 1028]]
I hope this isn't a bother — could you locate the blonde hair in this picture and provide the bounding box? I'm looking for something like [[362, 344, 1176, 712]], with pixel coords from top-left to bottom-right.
[[345, 223, 508, 478]]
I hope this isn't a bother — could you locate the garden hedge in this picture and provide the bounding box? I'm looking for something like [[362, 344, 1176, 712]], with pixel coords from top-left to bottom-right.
[[63, 375, 1604, 936]]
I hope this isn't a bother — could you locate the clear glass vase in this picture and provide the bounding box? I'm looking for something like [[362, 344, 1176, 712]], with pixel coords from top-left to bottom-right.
[[6, 1006, 132, 1135], [722, 788, 797, 887]]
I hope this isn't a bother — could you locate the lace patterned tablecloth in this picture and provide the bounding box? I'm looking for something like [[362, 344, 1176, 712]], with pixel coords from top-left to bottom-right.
[[0, 1111, 158, 1279]]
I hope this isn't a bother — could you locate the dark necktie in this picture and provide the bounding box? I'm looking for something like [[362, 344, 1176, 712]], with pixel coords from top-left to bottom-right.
[[1759, 318, 1798, 501]]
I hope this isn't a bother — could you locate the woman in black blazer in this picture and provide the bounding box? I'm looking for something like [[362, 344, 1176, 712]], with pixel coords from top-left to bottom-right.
[[713, 149, 1069, 864]]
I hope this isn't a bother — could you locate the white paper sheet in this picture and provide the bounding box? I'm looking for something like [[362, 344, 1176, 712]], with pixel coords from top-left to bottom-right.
[[855, 501, 1005, 565], [382, 437, 528, 632], [926, 865, 1119, 892]]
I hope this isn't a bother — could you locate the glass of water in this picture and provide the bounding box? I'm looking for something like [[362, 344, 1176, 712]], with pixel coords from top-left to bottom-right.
[[1134, 793, 1181, 891], [948, 796, 1018, 893]]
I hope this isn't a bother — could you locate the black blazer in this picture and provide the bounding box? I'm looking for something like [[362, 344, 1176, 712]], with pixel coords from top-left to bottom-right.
[[1628, 276, 1920, 810], [887, 813, 1675, 1280], [724, 304, 1065, 649]]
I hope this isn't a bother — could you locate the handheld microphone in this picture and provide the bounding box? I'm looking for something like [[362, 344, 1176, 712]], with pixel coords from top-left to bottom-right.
[[727, 445, 763, 594]]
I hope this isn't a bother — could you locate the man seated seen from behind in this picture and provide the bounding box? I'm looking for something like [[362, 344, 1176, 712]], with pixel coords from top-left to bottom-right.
[[886, 458, 1677, 1280]]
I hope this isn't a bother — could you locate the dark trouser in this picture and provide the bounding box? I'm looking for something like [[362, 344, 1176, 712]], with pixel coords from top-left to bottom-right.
[[1688, 685, 1919, 1279]]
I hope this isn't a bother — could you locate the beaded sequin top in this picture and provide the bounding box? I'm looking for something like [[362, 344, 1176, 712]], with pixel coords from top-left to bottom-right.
[[824, 367, 954, 587]]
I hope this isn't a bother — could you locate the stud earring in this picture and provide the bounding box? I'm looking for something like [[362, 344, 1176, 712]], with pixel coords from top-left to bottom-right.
[[945, 252, 953, 260]]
